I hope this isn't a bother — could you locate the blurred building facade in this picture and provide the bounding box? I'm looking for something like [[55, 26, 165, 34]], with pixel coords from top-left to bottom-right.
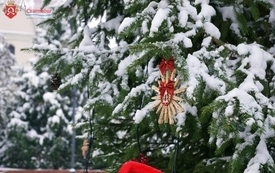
[[0, 4, 37, 65]]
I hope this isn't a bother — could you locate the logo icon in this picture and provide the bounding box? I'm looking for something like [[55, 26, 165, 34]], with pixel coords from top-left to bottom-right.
[[2, 0, 19, 19]]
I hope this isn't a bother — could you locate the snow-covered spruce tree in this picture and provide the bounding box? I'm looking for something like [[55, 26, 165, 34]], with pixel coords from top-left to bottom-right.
[[3, 66, 85, 169], [0, 33, 16, 165], [29, 1, 183, 172], [34, 19, 91, 169], [3, 17, 88, 168], [118, 0, 275, 173], [25, 0, 275, 173]]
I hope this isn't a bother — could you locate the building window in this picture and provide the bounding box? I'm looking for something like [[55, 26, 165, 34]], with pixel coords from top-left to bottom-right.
[[9, 44, 15, 54]]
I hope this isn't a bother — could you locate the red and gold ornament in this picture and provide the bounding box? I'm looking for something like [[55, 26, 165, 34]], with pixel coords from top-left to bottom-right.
[[133, 153, 149, 164], [151, 57, 186, 125]]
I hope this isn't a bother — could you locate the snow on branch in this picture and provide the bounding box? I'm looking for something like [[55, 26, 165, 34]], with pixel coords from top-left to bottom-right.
[[134, 103, 152, 123], [237, 43, 275, 79], [118, 17, 136, 34], [112, 84, 151, 116], [99, 15, 124, 32], [244, 139, 274, 173]]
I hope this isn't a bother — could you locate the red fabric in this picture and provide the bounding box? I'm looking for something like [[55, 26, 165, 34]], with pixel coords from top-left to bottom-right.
[[118, 161, 163, 173], [159, 58, 174, 74]]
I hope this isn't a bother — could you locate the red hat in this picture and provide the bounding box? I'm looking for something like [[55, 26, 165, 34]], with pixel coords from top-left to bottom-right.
[[119, 161, 163, 173]]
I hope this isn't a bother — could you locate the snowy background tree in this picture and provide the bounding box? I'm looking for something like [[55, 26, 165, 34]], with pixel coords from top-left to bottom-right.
[[24, 0, 275, 172], [0, 15, 87, 169], [0, 33, 16, 165], [2, 65, 85, 169]]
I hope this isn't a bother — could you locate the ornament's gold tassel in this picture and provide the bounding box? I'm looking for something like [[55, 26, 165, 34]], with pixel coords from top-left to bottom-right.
[[81, 139, 89, 158]]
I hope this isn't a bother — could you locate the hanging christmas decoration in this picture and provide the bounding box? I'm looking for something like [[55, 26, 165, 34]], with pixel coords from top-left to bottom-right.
[[133, 153, 149, 164], [151, 57, 186, 125], [81, 139, 89, 158], [49, 73, 61, 90]]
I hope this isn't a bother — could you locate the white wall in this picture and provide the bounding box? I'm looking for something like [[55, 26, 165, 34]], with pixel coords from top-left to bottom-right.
[[0, 6, 36, 66]]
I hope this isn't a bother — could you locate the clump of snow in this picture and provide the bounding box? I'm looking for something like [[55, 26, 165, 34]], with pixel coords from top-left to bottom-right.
[[22, 71, 40, 88], [100, 15, 124, 32], [113, 103, 124, 115], [62, 0, 73, 7], [71, 69, 88, 85], [218, 6, 236, 21], [116, 131, 127, 139], [244, 139, 274, 173], [123, 0, 131, 3], [237, 43, 274, 79], [150, 8, 170, 35], [204, 22, 221, 39], [173, 33, 192, 48], [198, 4, 216, 20], [224, 105, 234, 116], [269, 8, 275, 22], [194, 0, 210, 4], [158, 0, 168, 9], [43, 92, 60, 106], [8, 115, 28, 129], [178, 9, 188, 27], [53, 115, 61, 123], [176, 112, 186, 126], [237, 43, 249, 55], [143, 1, 158, 14], [201, 36, 212, 47], [134, 105, 150, 123], [186, 52, 227, 99], [92, 149, 104, 157], [246, 118, 255, 127], [115, 54, 137, 76], [118, 17, 135, 33], [142, 20, 149, 34], [217, 88, 263, 124], [184, 1, 197, 19], [79, 26, 94, 49], [217, 6, 241, 35]]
